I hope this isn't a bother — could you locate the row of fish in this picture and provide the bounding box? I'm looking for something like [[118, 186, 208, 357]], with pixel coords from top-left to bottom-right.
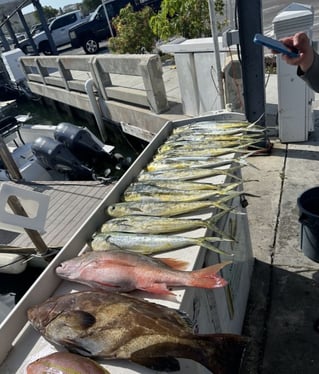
[[91, 119, 262, 255], [26, 120, 259, 373]]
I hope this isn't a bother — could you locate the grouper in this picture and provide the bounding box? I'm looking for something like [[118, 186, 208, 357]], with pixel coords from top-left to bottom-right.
[[27, 290, 249, 374]]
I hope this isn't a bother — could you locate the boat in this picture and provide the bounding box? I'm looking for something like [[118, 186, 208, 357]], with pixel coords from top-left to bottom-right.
[[0, 111, 254, 373], [0, 114, 132, 182], [0, 114, 132, 305]]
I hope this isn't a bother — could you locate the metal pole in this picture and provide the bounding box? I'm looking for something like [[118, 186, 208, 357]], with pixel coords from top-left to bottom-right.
[[0, 135, 23, 181], [4, 18, 18, 47], [0, 27, 10, 51], [237, 0, 265, 124], [32, 0, 58, 55], [101, 1, 114, 38], [17, 9, 37, 53], [208, 0, 225, 109]]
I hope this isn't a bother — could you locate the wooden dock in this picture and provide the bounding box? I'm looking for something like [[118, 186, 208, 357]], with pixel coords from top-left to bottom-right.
[[0, 180, 115, 250], [19, 54, 187, 142]]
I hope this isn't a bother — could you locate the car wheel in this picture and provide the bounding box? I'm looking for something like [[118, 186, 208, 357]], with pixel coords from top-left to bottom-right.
[[83, 37, 99, 54], [40, 41, 52, 55]]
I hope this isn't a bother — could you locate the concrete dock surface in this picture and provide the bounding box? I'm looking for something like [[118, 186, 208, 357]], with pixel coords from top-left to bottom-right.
[[240, 89, 319, 372]]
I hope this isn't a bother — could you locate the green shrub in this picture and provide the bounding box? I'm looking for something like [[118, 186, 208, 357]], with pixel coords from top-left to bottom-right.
[[109, 5, 157, 54], [149, 0, 225, 41]]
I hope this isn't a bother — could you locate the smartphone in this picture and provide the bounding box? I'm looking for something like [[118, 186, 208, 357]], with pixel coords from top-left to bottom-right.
[[253, 33, 299, 58]]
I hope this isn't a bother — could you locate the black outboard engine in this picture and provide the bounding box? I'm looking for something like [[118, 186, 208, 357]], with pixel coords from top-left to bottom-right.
[[54, 122, 117, 172], [31, 136, 93, 180]]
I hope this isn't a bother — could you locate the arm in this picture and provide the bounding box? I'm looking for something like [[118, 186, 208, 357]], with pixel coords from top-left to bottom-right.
[[280, 32, 319, 92], [297, 51, 319, 93]]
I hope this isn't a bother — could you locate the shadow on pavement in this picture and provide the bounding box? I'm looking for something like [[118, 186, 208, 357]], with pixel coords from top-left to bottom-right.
[[241, 259, 319, 374]]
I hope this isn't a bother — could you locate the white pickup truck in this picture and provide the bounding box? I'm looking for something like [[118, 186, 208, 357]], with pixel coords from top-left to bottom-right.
[[20, 10, 87, 55]]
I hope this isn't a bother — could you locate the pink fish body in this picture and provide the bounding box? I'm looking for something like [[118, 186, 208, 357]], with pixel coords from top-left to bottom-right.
[[56, 249, 230, 294], [26, 351, 109, 373]]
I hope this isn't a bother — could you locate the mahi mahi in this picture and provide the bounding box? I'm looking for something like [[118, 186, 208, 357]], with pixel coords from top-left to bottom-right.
[[153, 146, 252, 161], [122, 190, 242, 203], [90, 231, 232, 255], [138, 166, 242, 181], [127, 180, 241, 192], [100, 211, 231, 237], [107, 197, 236, 218]]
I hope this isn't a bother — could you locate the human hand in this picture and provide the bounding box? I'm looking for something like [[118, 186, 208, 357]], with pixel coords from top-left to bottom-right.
[[279, 32, 314, 73]]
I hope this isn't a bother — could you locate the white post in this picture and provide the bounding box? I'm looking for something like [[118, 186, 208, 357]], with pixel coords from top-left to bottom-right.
[[208, 0, 225, 109]]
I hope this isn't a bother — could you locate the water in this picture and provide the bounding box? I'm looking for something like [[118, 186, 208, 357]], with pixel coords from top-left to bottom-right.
[[7, 98, 148, 161]]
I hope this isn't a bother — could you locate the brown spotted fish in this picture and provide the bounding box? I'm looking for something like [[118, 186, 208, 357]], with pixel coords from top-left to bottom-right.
[[27, 290, 249, 373]]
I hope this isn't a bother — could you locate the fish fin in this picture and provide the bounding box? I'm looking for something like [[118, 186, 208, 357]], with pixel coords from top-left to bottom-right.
[[206, 220, 235, 241], [140, 283, 174, 295], [194, 333, 250, 374], [63, 310, 96, 329], [98, 258, 135, 268], [158, 257, 189, 270], [131, 355, 180, 372], [131, 334, 249, 374], [199, 238, 234, 257], [188, 261, 232, 289], [66, 343, 94, 356]]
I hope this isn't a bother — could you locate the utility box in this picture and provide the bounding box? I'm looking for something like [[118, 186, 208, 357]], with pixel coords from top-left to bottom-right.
[[160, 38, 241, 116], [273, 3, 314, 142], [1, 48, 25, 83]]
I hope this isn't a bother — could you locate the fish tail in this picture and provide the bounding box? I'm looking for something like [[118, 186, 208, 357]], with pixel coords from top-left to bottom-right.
[[159, 257, 189, 270], [205, 209, 229, 225], [133, 333, 249, 373], [198, 238, 234, 256], [225, 171, 242, 182], [188, 261, 231, 289], [192, 333, 250, 374], [206, 212, 236, 240]]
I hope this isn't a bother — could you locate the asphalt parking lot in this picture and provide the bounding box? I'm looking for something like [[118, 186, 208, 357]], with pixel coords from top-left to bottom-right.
[[57, 40, 109, 56]]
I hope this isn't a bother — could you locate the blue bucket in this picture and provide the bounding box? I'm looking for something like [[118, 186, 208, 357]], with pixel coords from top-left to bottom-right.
[[297, 187, 319, 262]]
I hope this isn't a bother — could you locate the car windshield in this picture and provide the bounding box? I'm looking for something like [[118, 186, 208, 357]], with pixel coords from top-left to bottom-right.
[[89, 6, 102, 21]]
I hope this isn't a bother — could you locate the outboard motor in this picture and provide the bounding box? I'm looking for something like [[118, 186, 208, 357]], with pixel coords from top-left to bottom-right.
[[54, 122, 117, 172], [31, 136, 93, 180]]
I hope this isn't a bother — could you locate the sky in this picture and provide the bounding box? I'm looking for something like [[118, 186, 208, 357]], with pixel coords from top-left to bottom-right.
[[23, 0, 78, 14]]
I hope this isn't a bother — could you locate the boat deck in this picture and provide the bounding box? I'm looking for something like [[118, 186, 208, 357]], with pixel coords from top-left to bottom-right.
[[0, 180, 115, 249]]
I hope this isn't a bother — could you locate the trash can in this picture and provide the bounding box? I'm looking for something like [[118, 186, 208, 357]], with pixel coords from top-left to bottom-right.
[[297, 187, 319, 262]]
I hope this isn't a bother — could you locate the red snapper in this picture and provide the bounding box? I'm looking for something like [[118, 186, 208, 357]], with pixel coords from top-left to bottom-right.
[[56, 249, 230, 295]]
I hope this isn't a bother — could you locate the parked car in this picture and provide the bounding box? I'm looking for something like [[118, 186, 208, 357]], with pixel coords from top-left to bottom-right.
[[19, 10, 86, 55], [69, 0, 161, 54], [30, 23, 45, 36]]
